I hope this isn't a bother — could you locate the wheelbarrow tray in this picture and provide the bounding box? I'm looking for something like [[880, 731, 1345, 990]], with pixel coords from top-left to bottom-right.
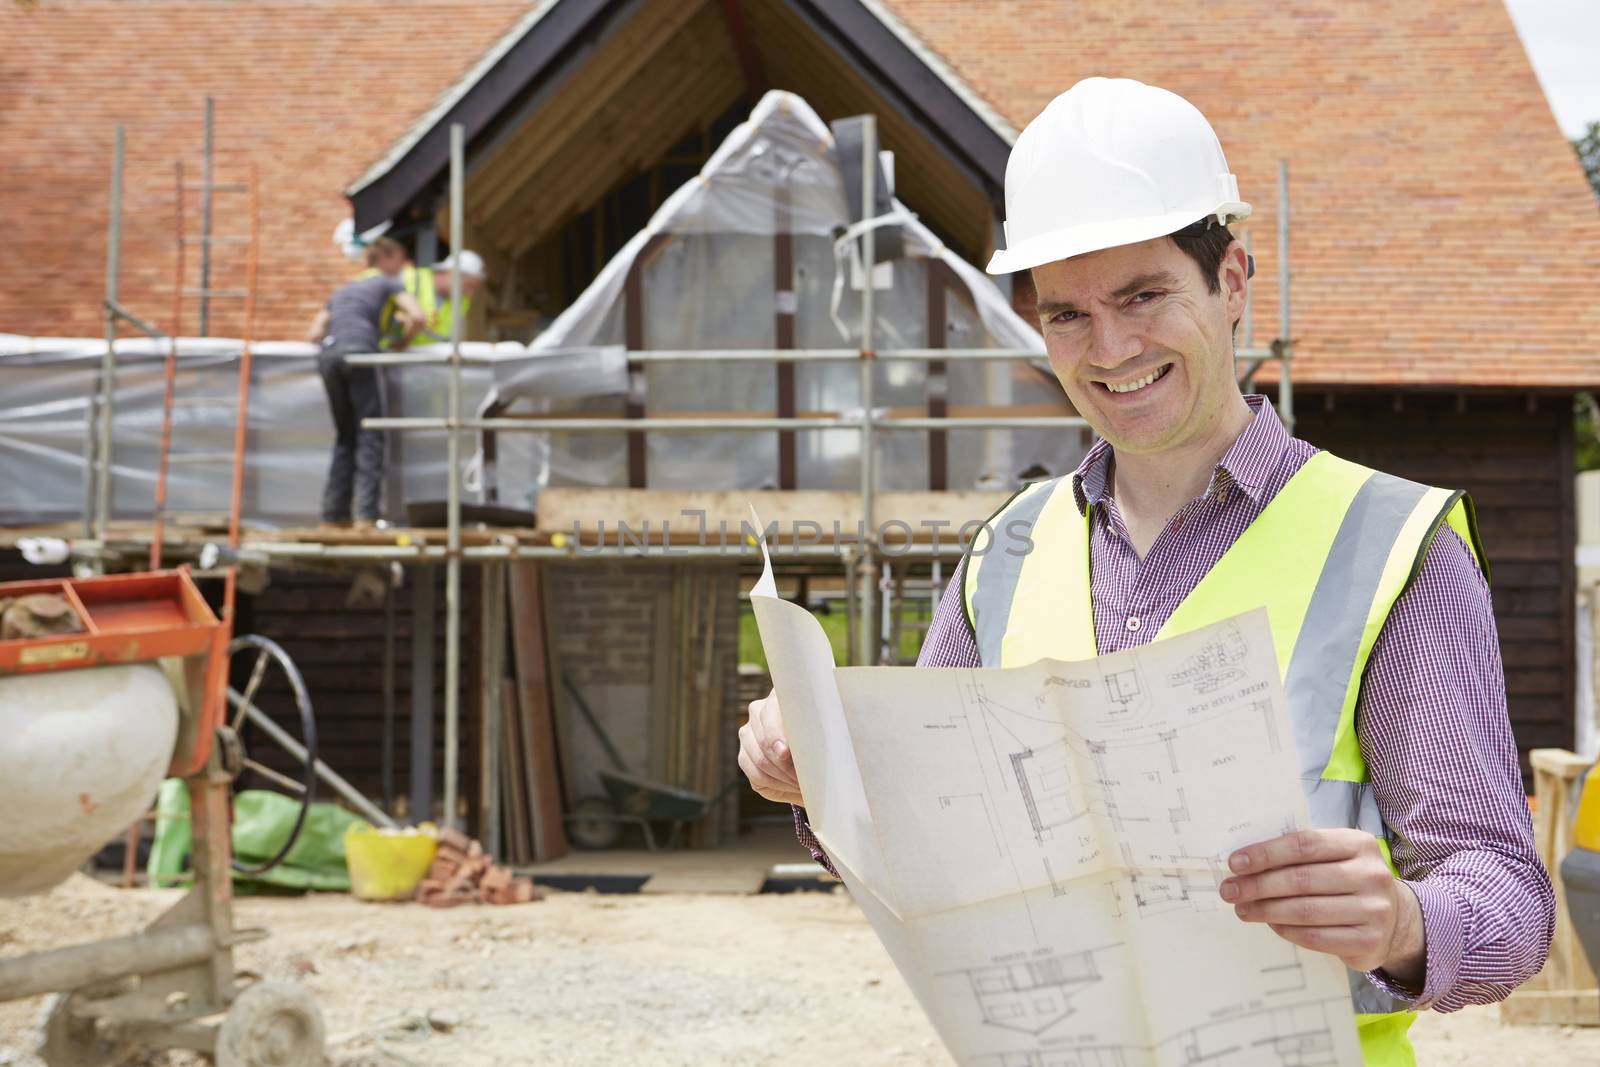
[[598, 769, 713, 823]]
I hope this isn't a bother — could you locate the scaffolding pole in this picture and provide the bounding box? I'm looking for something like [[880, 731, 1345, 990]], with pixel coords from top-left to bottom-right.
[[91, 125, 125, 542], [443, 122, 465, 831], [365, 414, 1087, 433], [856, 115, 877, 667], [198, 97, 215, 336], [1276, 158, 1294, 432]]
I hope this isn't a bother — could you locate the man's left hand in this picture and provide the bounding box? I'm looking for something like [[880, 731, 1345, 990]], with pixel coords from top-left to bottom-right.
[[1219, 828, 1426, 985]]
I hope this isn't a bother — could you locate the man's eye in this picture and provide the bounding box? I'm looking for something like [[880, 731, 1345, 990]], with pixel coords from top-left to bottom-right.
[[1048, 310, 1083, 325], [1132, 291, 1164, 304]]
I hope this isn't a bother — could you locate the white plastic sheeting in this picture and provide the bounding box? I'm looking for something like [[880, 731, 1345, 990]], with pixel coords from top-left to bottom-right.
[[0, 335, 534, 526], [484, 90, 1080, 500]]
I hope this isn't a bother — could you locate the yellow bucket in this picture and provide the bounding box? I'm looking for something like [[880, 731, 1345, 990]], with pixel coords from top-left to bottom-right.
[[344, 822, 438, 901]]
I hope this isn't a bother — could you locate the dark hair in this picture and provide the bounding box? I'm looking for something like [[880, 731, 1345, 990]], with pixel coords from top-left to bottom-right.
[[1167, 220, 1235, 294], [364, 236, 406, 267]]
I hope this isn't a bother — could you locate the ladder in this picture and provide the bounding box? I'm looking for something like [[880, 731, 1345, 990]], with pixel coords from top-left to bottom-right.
[[149, 159, 260, 599]]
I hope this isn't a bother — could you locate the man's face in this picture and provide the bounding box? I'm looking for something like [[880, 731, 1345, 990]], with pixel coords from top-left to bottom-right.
[[1033, 236, 1247, 456], [373, 246, 407, 276], [439, 271, 483, 300]]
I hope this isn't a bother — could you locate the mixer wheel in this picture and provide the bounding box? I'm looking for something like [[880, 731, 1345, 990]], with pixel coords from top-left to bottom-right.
[[225, 634, 319, 876], [37, 992, 130, 1067], [215, 982, 326, 1067]]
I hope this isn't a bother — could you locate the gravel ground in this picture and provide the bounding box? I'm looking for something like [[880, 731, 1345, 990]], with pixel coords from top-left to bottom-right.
[[0, 875, 1594, 1065]]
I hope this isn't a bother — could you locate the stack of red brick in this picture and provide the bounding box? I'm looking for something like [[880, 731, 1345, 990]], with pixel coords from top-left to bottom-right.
[[416, 828, 542, 907]]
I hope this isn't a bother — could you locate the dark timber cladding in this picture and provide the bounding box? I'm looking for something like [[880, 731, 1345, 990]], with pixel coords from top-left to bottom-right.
[[1295, 390, 1576, 775], [233, 568, 483, 822]]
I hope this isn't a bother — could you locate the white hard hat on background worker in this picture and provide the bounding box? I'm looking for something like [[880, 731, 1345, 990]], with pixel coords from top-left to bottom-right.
[[987, 77, 1250, 274], [434, 249, 486, 279]]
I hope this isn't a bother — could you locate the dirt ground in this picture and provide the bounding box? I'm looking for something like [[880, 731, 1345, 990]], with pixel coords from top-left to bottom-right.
[[1, 875, 1595, 1066]]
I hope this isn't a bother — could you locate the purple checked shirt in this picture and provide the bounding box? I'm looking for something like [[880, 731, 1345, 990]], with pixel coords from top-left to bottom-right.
[[796, 395, 1552, 1012]]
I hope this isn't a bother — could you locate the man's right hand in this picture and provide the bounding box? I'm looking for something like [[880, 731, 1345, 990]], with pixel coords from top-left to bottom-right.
[[738, 688, 804, 806]]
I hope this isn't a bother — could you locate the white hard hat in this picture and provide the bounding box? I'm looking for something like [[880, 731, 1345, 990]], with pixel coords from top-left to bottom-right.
[[434, 249, 486, 278], [987, 78, 1250, 275]]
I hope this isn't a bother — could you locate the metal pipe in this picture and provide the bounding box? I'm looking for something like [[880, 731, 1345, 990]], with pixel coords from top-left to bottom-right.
[[0, 923, 213, 1001], [363, 415, 1088, 433], [410, 566, 435, 824], [94, 124, 124, 543], [342, 346, 1046, 367], [227, 687, 396, 828], [479, 562, 504, 857], [70, 538, 975, 563], [857, 114, 877, 667], [105, 300, 167, 341], [382, 571, 397, 815], [444, 122, 465, 831], [1276, 159, 1294, 431], [199, 96, 214, 337], [87, 126, 124, 543]]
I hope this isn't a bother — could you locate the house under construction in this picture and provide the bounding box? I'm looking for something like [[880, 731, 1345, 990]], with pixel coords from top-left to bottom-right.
[[2, 0, 1598, 861]]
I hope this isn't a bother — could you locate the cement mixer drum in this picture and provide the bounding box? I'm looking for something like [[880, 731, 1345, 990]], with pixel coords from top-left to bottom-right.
[[0, 664, 179, 897]]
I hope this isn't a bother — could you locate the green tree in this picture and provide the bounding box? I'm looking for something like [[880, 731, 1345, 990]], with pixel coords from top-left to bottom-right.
[[1576, 121, 1600, 202]]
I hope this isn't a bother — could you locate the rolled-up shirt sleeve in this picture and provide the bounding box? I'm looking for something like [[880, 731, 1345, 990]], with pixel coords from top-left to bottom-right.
[[1360, 526, 1554, 1010]]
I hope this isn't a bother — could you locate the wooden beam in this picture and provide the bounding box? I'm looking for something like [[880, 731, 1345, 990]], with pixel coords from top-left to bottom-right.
[[717, 0, 765, 95], [472, 0, 710, 221], [1502, 747, 1599, 1026]]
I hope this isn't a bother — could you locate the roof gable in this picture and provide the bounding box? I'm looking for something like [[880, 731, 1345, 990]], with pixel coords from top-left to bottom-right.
[[346, 0, 1017, 232]]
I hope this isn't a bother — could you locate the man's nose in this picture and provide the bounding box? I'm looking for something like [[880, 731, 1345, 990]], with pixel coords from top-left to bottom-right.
[[1089, 311, 1144, 369]]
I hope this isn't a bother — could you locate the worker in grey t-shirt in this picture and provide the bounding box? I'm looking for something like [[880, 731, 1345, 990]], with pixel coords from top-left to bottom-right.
[[305, 238, 427, 527]]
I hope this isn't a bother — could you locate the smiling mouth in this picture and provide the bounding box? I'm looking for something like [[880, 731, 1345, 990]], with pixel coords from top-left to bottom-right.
[[1100, 364, 1173, 395]]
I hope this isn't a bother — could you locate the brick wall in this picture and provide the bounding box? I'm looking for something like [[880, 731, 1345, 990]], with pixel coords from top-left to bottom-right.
[[0, 0, 528, 339], [543, 559, 744, 844]]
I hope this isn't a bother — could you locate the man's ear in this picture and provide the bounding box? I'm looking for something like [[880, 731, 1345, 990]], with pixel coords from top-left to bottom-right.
[[1219, 240, 1250, 325]]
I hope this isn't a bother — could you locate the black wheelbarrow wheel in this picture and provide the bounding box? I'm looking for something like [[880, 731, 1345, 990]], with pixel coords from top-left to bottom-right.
[[224, 635, 318, 876]]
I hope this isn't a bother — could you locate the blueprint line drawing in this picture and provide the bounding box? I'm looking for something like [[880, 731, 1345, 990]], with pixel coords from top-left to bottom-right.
[[749, 531, 1362, 1067], [949, 945, 1117, 1035]]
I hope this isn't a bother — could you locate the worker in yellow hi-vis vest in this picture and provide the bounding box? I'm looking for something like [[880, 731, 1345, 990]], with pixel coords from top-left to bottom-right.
[[738, 78, 1552, 1066], [375, 249, 486, 349]]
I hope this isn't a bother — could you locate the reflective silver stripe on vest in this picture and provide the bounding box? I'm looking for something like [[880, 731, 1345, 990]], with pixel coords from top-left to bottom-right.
[[1285, 470, 1432, 1019], [1282, 470, 1430, 783], [968, 479, 1063, 668]]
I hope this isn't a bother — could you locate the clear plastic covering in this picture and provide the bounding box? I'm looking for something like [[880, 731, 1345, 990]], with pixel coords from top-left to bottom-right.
[[0, 336, 524, 527], [482, 91, 1083, 504], [0, 92, 1083, 528]]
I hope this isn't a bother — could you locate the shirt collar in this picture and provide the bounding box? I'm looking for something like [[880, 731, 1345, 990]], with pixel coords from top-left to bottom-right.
[[1069, 395, 1291, 515]]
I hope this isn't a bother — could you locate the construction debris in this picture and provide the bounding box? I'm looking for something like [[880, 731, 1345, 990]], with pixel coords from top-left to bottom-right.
[[415, 828, 541, 908], [0, 594, 84, 640]]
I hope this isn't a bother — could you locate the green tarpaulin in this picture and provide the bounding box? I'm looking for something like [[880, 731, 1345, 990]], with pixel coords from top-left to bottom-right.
[[148, 780, 363, 893]]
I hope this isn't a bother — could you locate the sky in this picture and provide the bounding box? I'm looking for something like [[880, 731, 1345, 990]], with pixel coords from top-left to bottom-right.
[[1503, 0, 1600, 138]]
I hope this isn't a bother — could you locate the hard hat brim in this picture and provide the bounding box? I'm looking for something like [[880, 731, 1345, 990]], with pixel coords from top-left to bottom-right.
[[986, 202, 1250, 275]]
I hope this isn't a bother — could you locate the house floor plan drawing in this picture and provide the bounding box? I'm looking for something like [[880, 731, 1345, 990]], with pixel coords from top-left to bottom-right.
[[750, 530, 1362, 1067]]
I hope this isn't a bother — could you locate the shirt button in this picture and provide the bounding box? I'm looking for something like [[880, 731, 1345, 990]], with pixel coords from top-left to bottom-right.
[[1125, 616, 1142, 633]]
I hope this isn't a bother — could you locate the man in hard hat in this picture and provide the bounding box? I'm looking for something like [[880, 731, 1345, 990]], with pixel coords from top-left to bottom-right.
[[307, 239, 429, 527], [739, 77, 1551, 1063], [376, 249, 486, 348]]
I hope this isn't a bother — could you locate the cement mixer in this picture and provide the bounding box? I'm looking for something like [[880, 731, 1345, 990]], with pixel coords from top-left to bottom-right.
[[0, 570, 326, 1066]]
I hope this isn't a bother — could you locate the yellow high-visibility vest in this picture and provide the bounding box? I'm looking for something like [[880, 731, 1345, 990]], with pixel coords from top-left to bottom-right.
[[367, 266, 472, 349], [962, 450, 1487, 1067]]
